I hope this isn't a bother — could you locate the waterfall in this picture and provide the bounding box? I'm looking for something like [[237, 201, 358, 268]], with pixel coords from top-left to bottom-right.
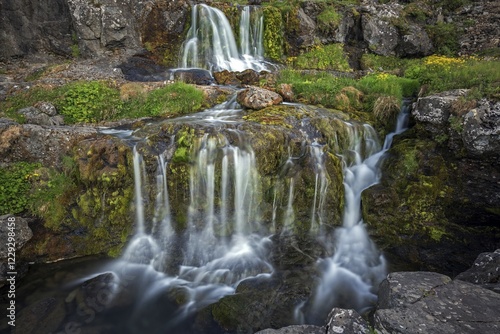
[[305, 106, 410, 323], [180, 4, 268, 72]]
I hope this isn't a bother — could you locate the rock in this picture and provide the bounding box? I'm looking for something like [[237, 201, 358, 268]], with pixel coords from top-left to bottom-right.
[[412, 89, 469, 129], [214, 70, 241, 86], [462, 99, 500, 156], [34, 101, 58, 116], [236, 69, 262, 86], [118, 55, 168, 82], [237, 86, 283, 110], [377, 272, 452, 309], [455, 249, 500, 293], [15, 297, 66, 334], [0, 120, 97, 168], [361, 4, 402, 57], [172, 68, 214, 85], [374, 271, 500, 334], [296, 8, 317, 49], [17, 106, 64, 126], [325, 308, 370, 334], [67, 0, 142, 57], [0, 0, 74, 59], [398, 23, 433, 57], [256, 325, 325, 334], [0, 215, 32, 287], [277, 84, 295, 102]]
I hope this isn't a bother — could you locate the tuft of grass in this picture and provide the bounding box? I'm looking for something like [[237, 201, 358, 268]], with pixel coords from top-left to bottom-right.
[[373, 95, 400, 124]]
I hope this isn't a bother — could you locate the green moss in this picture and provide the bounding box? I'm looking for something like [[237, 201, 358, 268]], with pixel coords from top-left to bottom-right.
[[263, 6, 285, 61]]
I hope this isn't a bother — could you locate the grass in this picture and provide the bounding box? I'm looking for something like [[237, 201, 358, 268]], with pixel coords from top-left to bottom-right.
[[288, 44, 352, 72]]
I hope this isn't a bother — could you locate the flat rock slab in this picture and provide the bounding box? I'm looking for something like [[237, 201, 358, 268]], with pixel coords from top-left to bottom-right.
[[374, 271, 500, 334]]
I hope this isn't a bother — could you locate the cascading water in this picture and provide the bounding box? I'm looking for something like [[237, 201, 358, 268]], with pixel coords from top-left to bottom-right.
[[180, 4, 269, 72], [303, 104, 411, 324]]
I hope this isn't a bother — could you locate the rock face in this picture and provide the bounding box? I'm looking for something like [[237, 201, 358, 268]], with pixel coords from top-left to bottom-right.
[[0, 0, 74, 59], [236, 86, 283, 110], [66, 0, 142, 57], [374, 271, 500, 334]]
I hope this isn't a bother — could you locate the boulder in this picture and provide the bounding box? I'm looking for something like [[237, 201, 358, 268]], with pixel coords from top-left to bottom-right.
[[17, 106, 64, 126], [118, 55, 168, 82], [412, 89, 469, 127], [455, 249, 500, 293], [325, 308, 370, 334], [462, 99, 500, 156], [172, 68, 214, 85], [361, 3, 402, 56], [237, 86, 283, 110], [374, 272, 500, 334]]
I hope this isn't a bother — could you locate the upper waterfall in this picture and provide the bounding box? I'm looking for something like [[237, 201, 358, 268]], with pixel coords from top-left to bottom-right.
[[180, 4, 269, 72]]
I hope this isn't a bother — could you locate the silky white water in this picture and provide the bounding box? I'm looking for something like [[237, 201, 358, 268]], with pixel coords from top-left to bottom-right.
[[180, 4, 269, 72], [305, 106, 410, 323]]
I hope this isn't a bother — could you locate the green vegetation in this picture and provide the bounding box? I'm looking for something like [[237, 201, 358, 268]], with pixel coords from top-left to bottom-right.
[[426, 22, 460, 56], [317, 6, 342, 33], [0, 81, 205, 124], [0, 162, 41, 215], [59, 81, 123, 123], [289, 44, 351, 72]]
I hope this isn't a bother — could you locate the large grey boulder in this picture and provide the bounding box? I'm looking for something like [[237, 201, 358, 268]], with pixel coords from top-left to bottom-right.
[[462, 99, 500, 156], [374, 271, 500, 334], [455, 249, 500, 293]]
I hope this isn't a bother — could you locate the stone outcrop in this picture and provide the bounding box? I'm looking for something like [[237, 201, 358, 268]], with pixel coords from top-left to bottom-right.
[[256, 325, 324, 334], [236, 86, 283, 110], [374, 271, 500, 334]]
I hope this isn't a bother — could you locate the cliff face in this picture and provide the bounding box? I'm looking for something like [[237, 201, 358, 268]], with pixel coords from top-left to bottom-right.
[[1, 1, 499, 62]]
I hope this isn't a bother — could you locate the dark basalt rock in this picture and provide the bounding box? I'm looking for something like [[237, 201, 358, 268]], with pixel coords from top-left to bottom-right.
[[118, 55, 168, 82], [171, 68, 214, 85]]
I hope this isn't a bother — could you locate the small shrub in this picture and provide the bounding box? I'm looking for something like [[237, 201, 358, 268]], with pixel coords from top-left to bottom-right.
[[426, 22, 460, 56]]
